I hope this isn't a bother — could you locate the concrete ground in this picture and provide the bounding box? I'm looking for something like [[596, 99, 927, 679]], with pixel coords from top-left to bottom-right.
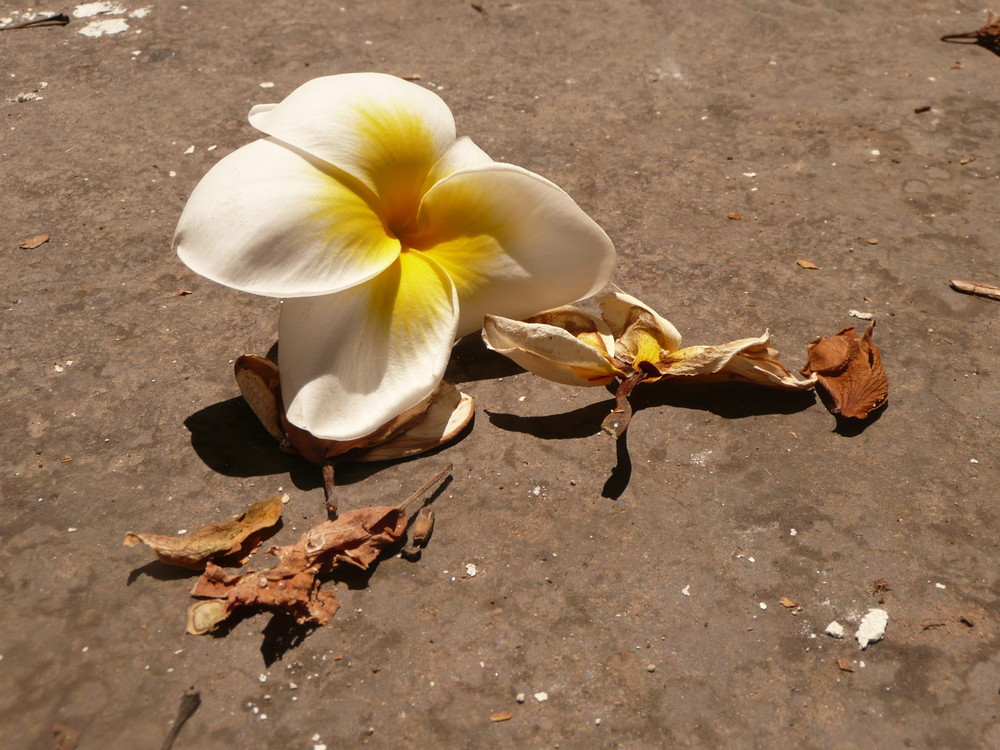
[[3, 0, 999, 747]]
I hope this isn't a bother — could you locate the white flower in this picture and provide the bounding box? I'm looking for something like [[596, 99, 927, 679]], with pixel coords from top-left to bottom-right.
[[175, 73, 615, 440]]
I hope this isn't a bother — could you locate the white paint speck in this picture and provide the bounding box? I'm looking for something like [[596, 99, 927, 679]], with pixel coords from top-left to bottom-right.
[[935, 583, 946, 589], [970, 458, 979, 464], [129, 6, 152, 18], [825, 621, 845, 638], [742, 172, 757, 178], [870, 149, 880, 156], [681, 585, 691, 597], [465, 563, 477, 577], [184, 145, 195, 155], [79, 18, 130, 36], [856, 608, 888, 649], [207, 144, 218, 151], [534, 692, 548, 702], [258, 673, 267, 682], [531, 485, 541, 496], [759, 602, 767, 610], [849, 309, 874, 321], [789, 528, 797, 536], [259, 81, 275, 88], [54, 364, 65, 373], [68, 527, 78, 533], [168, 171, 176, 177]]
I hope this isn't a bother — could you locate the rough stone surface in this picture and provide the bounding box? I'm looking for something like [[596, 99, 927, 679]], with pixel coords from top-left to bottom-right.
[[3, 1, 999, 748]]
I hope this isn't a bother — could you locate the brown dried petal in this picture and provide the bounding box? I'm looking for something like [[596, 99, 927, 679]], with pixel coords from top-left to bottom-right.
[[124, 494, 284, 569], [802, 323, 888, 419]]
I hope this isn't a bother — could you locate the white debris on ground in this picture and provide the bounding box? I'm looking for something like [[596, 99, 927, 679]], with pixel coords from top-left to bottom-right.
[[464, 563, 477, 577], [73, 3, 151, 36], [849, 309, 874, 321], [825, 621, 845, 639], [534, 692, 548, 702], [681, 585, 691, 596], [856, 608, 889, 649]]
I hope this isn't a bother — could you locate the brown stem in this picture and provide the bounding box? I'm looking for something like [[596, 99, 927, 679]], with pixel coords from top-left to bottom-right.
[[322, 463, 336, 517], [396, 463, 452, 513], [601, 371, 645, 439]]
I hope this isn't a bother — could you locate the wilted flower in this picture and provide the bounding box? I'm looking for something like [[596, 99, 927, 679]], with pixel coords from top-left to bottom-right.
[[484, 288, 815, 436], [175, 73, 615, 440]]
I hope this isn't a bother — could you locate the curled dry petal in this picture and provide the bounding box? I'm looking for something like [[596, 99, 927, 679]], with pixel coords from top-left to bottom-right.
[[801, 323, 888, 418], [482, 309, 622, 387], [597, 288, 683, 367], [657, 333, 816, 390], [233, 355, 474, 464]]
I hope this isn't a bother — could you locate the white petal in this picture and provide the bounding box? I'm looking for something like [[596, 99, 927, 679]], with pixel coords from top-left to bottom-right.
[[416, 164, 616, 335], [278, 252, 459, 440], [175, 138, 400, 297], [249, 73, 456, 227]]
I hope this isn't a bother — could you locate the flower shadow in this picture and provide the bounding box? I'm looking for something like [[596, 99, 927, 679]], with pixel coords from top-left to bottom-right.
[[487, 381, 817, 499], [183, 396, 321, 490]]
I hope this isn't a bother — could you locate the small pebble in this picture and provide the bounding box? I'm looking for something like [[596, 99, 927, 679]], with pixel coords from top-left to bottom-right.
[[534, 692, 548, 702], [515, 693, 525, 703], [646, 664, 656, 673]]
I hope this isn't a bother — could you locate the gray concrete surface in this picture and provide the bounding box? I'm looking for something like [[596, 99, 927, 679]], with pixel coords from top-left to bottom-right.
[[3, 0, 999, 747]]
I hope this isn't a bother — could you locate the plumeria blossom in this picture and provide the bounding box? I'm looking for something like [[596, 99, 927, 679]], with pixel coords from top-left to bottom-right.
[[483, 288, 816, 437], [175, 73, 615, 441]]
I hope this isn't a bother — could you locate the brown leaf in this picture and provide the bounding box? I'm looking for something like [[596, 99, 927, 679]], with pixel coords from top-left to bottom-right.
[[491, 711, 513, 722], [779, 597, 798, 608], [19, 233, 50, 249], [801, 323, 888, 419], [727, 212, 742, 220], [836, 658, 855, 673], [796, 259, 819, 270], [124, 494, 284, 569]]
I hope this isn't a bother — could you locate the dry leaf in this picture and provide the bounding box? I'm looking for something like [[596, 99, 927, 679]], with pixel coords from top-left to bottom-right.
[[727, 212, 742, 220], [796, 259, 819, 270], [836, 658, 855, 673], [779, 597, 798, 608], [801, 323, 888, 419], [867, 238, 879, 245], [19, 233, 50, 249], [186, 467, 450, 634], [491, 711, 513, 722], [124, 494, 284, 569]]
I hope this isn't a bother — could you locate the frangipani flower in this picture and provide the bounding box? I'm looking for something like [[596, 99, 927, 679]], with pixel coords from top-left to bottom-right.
[[175, 73, 615, 441], [483, 288, 815, 437]]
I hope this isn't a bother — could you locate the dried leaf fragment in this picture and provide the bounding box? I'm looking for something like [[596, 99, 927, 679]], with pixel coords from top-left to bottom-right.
[[491, 711, 513, 722], [19, 233, 49, 249], [802, 323, 888, 419], [836, 657, 855, 673], [727, 212, 742, 220], [779, 597, 798, 608], [796, 259, 819, 270], [124, 494, 284, 569]]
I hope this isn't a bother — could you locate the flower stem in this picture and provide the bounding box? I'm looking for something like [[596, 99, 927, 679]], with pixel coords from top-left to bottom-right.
[[601, 371, 645, 439]]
